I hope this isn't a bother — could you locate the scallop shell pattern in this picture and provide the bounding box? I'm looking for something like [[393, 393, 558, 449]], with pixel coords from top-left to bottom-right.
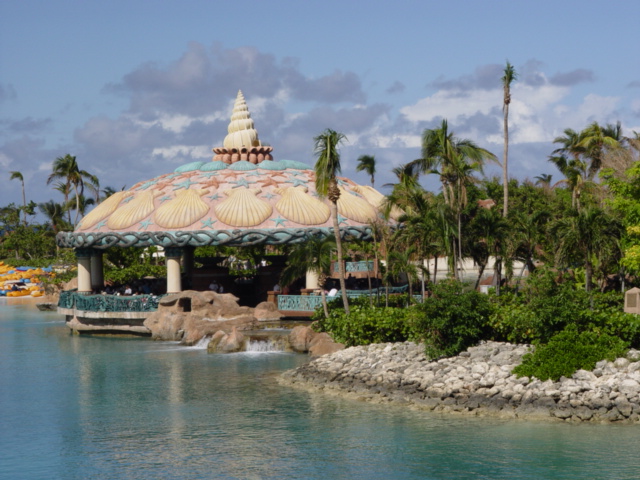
[[275, 186, 330, 225], [214, 188, 273, 227], [107, 191, 160, 230], [258, 161, 286, 171], [153, 189, 210, 229], [201, 161, 230, 171], [77, 191, 132, 230], [175, 161, 206, 173], [229, 160, 257, 171], [337, 188, 378, 224], [279, 159, 311, 170], [353, 185, 403, 220]]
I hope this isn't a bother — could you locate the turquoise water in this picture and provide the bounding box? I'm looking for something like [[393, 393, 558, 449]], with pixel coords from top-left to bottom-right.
[[1, 304, 640, 480]]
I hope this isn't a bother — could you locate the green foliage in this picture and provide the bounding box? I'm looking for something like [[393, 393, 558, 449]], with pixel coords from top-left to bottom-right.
[[104, 264, 165, 286], [513, 325, 628, 381], [312, 302, 414, 347], [409, 280, 492, 358]]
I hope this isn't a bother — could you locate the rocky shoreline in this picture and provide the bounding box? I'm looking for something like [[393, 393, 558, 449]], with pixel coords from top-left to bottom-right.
[[279, 341, 640, 423]]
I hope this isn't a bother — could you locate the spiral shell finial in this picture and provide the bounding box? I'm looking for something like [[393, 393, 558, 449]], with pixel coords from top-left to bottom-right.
[[223, 90, 261, 150]]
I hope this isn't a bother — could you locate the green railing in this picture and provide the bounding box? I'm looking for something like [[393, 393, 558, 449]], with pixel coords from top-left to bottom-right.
[[58, 290, 165, 313], [277, 285, 411, 312], [332, 260, 375, 273]]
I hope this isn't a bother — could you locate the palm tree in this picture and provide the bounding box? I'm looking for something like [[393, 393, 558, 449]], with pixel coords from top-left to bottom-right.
[[578, 121, 621, 180], [548, 154, 588, 210], [501, 61, 517, 217], [551, 207, 622, 292], [9, 171, 27, 226], [314, 128, 350, 314], [47, 154, 98, 226], [38, 200, 71, 234], [411, 119, 497, 278], [280, 236, 336, 318], [356, 154, 376, 186]]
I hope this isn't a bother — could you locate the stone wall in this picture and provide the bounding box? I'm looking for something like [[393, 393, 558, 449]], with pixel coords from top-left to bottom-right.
[[280, 341, 640, 423]]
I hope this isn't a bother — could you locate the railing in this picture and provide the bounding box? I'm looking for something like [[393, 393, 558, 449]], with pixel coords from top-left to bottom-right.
[[277, 285, 411, 312], [277, 294, 324, 312], [58, 290, 165, 313], [332, 260, 375, 273]]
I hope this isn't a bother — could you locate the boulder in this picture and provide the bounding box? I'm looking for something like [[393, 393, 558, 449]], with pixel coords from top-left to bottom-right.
[[289, 326, 316, 353], [207, 327, 246, 353], [254, 301, 283, 322], [309, 332, 344, 357]]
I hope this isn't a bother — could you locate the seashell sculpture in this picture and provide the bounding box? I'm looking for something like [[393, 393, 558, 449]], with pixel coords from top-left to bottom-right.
[[107, 191, 162, 230], [77, 191, 132, 230], [153, 189, 210, 229], [337, 187, 378, 224], [215, 188, 272, 227], [353, 185, 403, 220], [275, 186, 330, 225], [223, 90, 261, 150]]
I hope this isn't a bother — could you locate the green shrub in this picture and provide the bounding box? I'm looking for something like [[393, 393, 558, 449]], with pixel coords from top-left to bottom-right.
[[513, 325, 628, 381], [409, 280, 493, 358], [312, 303, 413, 347]]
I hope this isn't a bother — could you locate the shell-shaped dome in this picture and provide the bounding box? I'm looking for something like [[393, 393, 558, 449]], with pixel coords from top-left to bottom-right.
[[223, 90, 261, 150], [215, 188, 272, 227], [77, 191, 132, 230], [153, 189, 210, 229], [337, 188, 378, 223], [107, 191, 159, 230], [353, 185, 403, 220], [275, 186, 331, 225]]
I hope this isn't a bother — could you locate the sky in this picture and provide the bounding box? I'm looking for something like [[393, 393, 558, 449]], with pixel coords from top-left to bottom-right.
[[2, 0, 640, 212]]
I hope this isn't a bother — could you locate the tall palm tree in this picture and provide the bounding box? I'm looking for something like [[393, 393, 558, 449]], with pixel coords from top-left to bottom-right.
[[47, 154, 98, 226], [9, 171, 27, 226], [314, 128, 350, 314], [578, 121, 621, 180], [548, 154, 588, 210], [411, 119, 497, 278], [38, 200, 71, 234], [551, 207, 622, 292], [280, 236, 336, 318], [501, 61, 517, 217], [356, 154, 377, 186]]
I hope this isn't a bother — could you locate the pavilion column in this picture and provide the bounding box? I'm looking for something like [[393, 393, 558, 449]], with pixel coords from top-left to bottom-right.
[[305, 270, 319, 290], [90, 249, 104, 291], [165, 247, 183, 294], [75, 248, 93, 294]]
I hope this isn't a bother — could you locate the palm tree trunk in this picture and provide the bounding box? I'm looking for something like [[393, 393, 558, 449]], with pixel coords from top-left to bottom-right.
[[475, 261, 487, 290], [330, 201, 350, 315], [320, 289, 329, 318], [503, 102, 509, 217], [21, 182, 26, 226]]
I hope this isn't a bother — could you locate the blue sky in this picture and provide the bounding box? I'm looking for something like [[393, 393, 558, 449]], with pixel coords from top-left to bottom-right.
[[2, 0, 640, 209]]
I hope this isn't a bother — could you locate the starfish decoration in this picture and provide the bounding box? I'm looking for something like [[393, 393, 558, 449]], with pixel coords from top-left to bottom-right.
[[337, 214, 349, 226], [207, 193, 221, 202], [137, 180, 159, 190], [270, 171, 289, 179], [165, 173, 181, 180], [288, 170, 305, 177], [229, 178, 253, 188], [263, 192, 277, 200], [337, 178, 350, 187], [159, 195, 172, 203], [222, 171, 241, 180], [257, 177, 280, 188], [201, 218, 217, 229], [173, 179, 198, 190], [95, 220, 107, 230], [311, 192, 322, 198], [155, 180, 175, 190], [181, 171, 200, 178], [289, 178, 307, 188], [198, 171, 221, 179], [246, 170, 262, 177], [200, 177, 221, 189], [139, 219, 154, 230], [349, 190, 362, 197], [271, 216, 287, 227], [123, 195, 135, 203]]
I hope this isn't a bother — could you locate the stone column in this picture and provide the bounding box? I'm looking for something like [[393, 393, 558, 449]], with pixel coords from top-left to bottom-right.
[[306, 270, 319, 290], [75, 248, 93, 294], [90, 249, 104, 291], [165, 247, 183, 294]]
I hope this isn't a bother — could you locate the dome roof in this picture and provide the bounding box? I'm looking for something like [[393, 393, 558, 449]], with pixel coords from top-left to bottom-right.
[[57, 93, 397, 250]]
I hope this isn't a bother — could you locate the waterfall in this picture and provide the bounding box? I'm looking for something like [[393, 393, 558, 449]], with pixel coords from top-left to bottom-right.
[[192, 335, 211, 349], [245, 339, 286, 353]]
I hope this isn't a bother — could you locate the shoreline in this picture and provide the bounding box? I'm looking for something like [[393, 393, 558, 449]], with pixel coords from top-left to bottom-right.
[[279, 341, 640, 424]]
